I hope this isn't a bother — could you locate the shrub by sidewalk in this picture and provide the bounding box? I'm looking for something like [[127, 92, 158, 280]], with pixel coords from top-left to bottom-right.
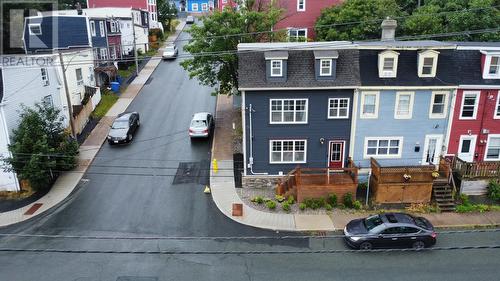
[[91, 89, 119, 119]]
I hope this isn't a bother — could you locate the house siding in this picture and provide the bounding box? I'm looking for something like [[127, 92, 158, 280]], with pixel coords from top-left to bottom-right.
[[187, 0, 213, 12], [244, 89, 353, 175], [90, 19, 108, 48], [353, 89, 453, 168]]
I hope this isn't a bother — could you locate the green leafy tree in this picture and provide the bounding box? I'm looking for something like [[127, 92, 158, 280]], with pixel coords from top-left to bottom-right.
[[181, 0, 283, 95], [2, 102, 79, 190], [158, 0, 178, 31], [315, 0, 405, 41]]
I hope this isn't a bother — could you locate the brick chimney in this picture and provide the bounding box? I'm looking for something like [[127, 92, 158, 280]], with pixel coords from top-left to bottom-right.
[[381, 17, 397, 41]]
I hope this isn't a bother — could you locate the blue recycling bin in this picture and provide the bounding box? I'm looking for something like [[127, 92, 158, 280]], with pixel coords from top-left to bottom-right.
[[110, 81, 120, 93]]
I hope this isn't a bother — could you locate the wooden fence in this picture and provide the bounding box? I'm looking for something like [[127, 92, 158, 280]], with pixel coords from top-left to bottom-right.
[[453, 157, 500, 179]]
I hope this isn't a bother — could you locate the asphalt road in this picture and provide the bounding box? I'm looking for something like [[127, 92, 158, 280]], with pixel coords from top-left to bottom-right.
[[0, 29, 499, 281]]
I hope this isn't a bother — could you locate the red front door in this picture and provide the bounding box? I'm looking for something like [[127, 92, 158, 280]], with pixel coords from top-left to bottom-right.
[[328, 141, 344, 169]]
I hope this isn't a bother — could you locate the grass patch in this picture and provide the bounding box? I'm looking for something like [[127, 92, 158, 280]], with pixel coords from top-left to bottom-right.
[[91, 90, 119, 119], [117, 64, 136, 78]]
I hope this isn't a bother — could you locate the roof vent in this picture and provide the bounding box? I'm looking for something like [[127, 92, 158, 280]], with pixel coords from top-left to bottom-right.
[[381, 17, 397, 41]]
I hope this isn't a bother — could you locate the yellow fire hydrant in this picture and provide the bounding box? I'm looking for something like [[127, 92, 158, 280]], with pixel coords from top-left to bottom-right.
[[212, 158, 218, 173]]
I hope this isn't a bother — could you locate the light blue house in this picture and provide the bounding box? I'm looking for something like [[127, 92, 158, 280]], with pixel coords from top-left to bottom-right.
[[186, 0, 213, 12], [352, 41, 457, 170]]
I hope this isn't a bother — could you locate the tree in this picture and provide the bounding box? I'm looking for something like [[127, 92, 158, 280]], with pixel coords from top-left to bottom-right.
[[180, 0, 283, 95], [158, 0, 178, 31], [2, 102, 79, 191], [315, 0, 405, 41]]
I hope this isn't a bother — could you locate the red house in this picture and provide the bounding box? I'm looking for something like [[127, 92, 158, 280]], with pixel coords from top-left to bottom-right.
[[255, 0, 342, 41], [446, 43, 500, 163], [218, 0, 238, 11], [86, 0, 160, 28]]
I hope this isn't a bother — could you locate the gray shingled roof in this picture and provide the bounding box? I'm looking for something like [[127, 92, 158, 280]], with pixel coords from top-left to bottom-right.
[[314, 50, 339, 59], [238, 49, 360, 89], [264, 51, 289, 60]]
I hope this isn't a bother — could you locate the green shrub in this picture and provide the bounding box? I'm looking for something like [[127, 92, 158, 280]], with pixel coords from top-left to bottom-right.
[[275, 195, 285, 202], [253, 196, 264, 204], [282, 202, 291, 212], [299, 203, 306, 210], [287, 196, 295, 205], [353, 200, 362, 210], [358, 182, 368, 190], [343, 192, 354, 208], [459, 193, 469, 204], [266, 201, 277, 210], [487, 180, 500, 202], [263, 197, 272, 203], [325, 203, 333, 211], [327, 194, 338, 207], [338, 203, 345, 209]]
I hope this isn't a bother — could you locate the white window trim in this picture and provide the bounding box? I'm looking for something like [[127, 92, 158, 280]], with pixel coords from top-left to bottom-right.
[[269, 98, 308, 124], [394, 91, 414, 119], [201, 3, 208, 10], [28, 23, 42, 35], [110, 21, 116, 33], [483, 54, 500, 79], [269, 140, 307, 164], [270, 59, 283, 77], [429, 91, 449, 119], [484, 134, 500, 161], [41, 68, 49, 86], [458, 134, 477, 161], [297, 0, 305, 12], [99, 21, 105, 37], [287, 28, 307, 42], [360, 91, 380, 119], [328, 98, 349, 119], [75, 68, 83, 86], [100, 48, 108, 60], [363, 137, 404, 159], [192, 3, 199, 11], [459, 91, 480, 120], [494, 91, 500, 119], [378, 50, 399, 78], [320, 59, 332, 76], [418, 50, 439, 78], [90, 21, 96, 36]]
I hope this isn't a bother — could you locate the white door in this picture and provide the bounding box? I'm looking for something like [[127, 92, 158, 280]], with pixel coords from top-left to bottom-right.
[[422, 134, 443, 165], [458, 135, 477, 162]]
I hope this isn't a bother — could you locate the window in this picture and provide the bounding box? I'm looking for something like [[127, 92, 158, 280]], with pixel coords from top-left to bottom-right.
[[328, 98, 349, 119], [364, 137, 403, 158], [429, 91, 448, 118], [485, 135, 500, 161], [41, 68, 49, 86], [288, 28, 307, 42], [270, 140, 307, 163], [320, 59, 332, 76], [270, 99, 308, 124], [460, 91, 480, 119], [90, 21, 96, 36], [28, 23, 42, 35], [222, 0, 227, 3], [75, 68, 83, 86], [202, 3, 208, 10], [192, 3, 198, 11], [484, 55, 500, 79], [110, 21, 117, 32], [378, 50, 399, 78], [110, 46, 117, 60], [270, 60, 283, 77], [42, 95, 53, 107], [495, 93, 500, 119], [100, 48, 108, 61], [360, 91, 379, 119], [394, 92, 414, 119], [99, 21, 105, 37], [418, 50, 439, 77], [489, 56, 499, 75], [297, 0, 305, 11]]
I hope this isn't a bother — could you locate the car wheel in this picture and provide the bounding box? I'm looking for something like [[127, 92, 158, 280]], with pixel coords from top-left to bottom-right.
[[412, 241, 426, 249], [137, 120, 140, 127], [359, 242, 373, 250]]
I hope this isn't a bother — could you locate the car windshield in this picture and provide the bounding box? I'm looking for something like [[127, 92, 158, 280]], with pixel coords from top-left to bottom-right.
[[363, 215, 383, 231], [112, 120, 128, 129], [164, 46, 175, 52], [191, 119, 207, 128]]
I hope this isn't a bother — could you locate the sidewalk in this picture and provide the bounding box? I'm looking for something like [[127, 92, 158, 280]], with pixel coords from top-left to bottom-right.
[[209, 95, 500, 232], [0, 22, 186, 228]]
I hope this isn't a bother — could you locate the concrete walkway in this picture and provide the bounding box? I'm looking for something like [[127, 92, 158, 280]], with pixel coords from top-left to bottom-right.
[[0, 22, 186, 228], [209, 95, 500, 232]]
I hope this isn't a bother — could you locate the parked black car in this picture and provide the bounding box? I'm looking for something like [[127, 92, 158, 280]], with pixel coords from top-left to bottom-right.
[[344, 213, 436, 250], [107, 112, 140, 145]]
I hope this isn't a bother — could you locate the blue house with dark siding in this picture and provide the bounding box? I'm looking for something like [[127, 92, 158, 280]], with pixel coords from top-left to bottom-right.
[[238, 42, 360, 177], [87, 17, 109, 63], [186, 0, 213, 12]]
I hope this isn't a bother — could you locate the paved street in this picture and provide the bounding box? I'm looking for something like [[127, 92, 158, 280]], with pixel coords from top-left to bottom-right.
[[0, 30, 499, 281]]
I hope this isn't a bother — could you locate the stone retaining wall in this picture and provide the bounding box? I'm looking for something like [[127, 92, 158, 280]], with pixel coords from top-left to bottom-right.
[[242, 176, 281, 189]]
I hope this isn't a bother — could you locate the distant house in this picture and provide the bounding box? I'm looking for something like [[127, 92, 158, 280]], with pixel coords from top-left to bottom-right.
[[238, 42, 360, 176], [106, 18, 122, 60], [217, 0, 238, 11], [187, 0, 214, 13], [86, 0, 161, 29], [446, 42, 500, 163]]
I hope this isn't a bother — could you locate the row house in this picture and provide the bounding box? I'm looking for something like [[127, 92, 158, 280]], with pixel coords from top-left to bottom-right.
[[187, 0, 215, 13], [217, 0, 238, 11], [237, 19, 500, 184], [86, 0, 162, 30], [255, 0, 342, 41]]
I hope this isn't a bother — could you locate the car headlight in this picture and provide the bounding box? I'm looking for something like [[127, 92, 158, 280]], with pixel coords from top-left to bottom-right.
[[349, 236, 362, 242]]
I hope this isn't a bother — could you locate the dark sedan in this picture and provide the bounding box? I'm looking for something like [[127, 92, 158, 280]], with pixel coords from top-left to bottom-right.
[[107, 112, 140, 144], [344, 213, 436, 250]]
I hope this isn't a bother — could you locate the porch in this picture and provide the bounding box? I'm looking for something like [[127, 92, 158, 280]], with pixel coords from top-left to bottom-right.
[[276, 159, 359, 203], [452, 157, 500, 195]]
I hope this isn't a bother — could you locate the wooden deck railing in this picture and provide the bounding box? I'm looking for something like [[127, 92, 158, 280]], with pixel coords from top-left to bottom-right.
[[370, 158, 435, 184], [453, 157, 500, 179]]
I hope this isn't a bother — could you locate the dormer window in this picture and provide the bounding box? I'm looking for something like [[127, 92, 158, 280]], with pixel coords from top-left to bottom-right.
[[418, 50, 439, 77], [320, 59, 332, 76], [270, 60, 282, 77], [314, 50, 338, 80], [484, 54, 500, 79], [378, 50, 399, 78]]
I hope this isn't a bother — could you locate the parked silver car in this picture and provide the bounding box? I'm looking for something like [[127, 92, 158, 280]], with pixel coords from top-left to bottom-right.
[[186, 15, 195, 24], [162, 45, 178, 59], [189, 112, 214, 138]]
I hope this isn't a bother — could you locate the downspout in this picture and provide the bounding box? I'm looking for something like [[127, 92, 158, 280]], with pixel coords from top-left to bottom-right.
[[248, 103, 268, 175]]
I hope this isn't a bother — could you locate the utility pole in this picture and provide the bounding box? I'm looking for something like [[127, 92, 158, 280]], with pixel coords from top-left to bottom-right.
[[58, 52, 76, 138], [131, 11, 139, 76]]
